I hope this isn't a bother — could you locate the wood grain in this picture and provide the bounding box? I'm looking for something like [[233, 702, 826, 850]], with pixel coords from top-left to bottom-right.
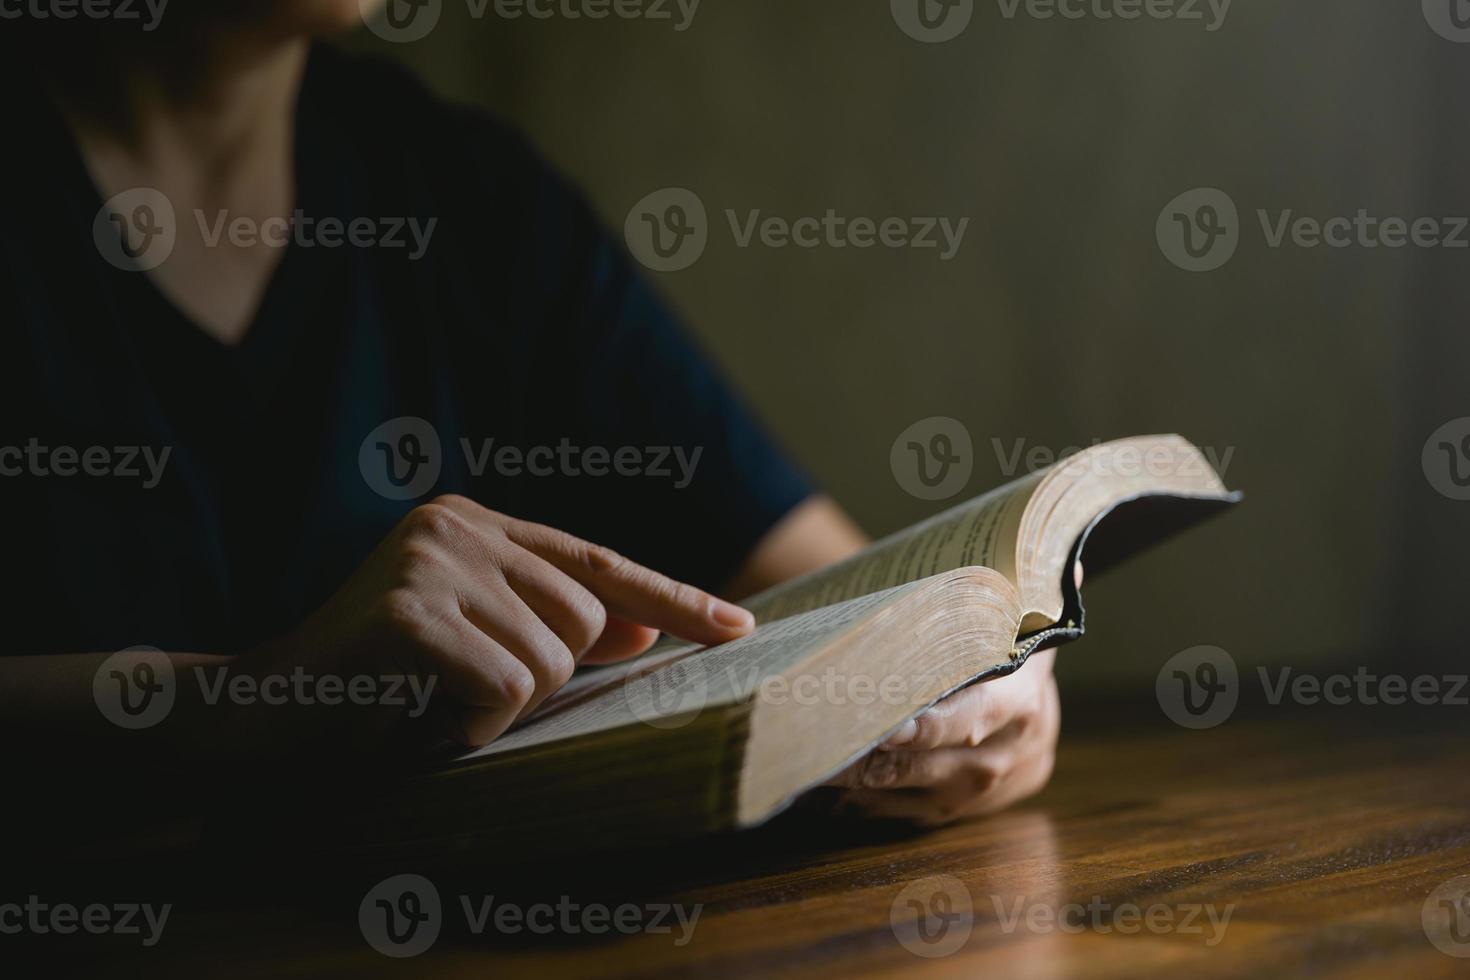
[[15, 705, 1470, 978]]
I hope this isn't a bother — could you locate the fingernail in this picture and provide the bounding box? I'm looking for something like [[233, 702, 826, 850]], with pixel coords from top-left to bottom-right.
[[880, 719, 917, 749], [710, 599, 754, 631]]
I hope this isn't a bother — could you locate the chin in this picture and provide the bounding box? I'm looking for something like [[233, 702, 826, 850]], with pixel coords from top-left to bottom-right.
[[222, 0, 377, 36]]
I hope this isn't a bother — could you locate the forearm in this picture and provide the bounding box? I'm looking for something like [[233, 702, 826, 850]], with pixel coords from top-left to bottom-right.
[[0, 651, 236, 772], [724, 495, 870, 600]]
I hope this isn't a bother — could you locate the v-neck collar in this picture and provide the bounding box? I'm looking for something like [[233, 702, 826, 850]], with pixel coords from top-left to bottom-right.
[[45, 47, 342, 391]]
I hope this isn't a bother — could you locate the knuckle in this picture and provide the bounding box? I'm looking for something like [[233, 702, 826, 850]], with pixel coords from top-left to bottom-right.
[[579, 541, 623, 576], [498, 661, 537, 708], [405, 501, 468, 541], [1012, 709, 1035, 738], [535, 636, 576, 688], [430, 493, 473, 511], [859, 754, 890, 788], [968, 764, 1002, 797], [396, 539, 442, 576], [563, 590, 607, 651]]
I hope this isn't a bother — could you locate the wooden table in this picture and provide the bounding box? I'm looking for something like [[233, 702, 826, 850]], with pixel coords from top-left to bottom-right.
[[14, 702, 1470, 977]]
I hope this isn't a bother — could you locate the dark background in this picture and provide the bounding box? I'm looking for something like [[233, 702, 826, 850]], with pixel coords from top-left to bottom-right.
[[351, 1, 1468, 689]]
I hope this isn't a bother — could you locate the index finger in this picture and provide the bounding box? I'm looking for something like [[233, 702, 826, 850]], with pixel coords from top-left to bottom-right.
[[506, 521, 755, 647]]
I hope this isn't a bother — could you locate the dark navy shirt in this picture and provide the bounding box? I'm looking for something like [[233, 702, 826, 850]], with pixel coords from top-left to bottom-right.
[[0, 46, 811, 656]]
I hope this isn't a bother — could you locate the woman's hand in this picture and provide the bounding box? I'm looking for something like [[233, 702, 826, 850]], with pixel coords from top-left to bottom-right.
[[232, 495, 755, 753], [825, 648, 1061, 825], [823, 561, 1078, 825]]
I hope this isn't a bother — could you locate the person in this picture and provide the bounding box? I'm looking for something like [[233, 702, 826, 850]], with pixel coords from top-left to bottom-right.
[[0, 2, 1060, 828]]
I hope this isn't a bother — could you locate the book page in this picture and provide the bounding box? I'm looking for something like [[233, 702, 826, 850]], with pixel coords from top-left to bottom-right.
[[461, 582, 919, 759], [744, 470, 1043, 623]]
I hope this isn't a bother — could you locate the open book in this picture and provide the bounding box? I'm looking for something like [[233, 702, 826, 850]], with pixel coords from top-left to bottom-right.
[[343, 435, 1239, 858]]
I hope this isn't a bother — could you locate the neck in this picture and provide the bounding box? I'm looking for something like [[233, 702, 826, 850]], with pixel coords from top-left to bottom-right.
[[39, 26, 308, 199]]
